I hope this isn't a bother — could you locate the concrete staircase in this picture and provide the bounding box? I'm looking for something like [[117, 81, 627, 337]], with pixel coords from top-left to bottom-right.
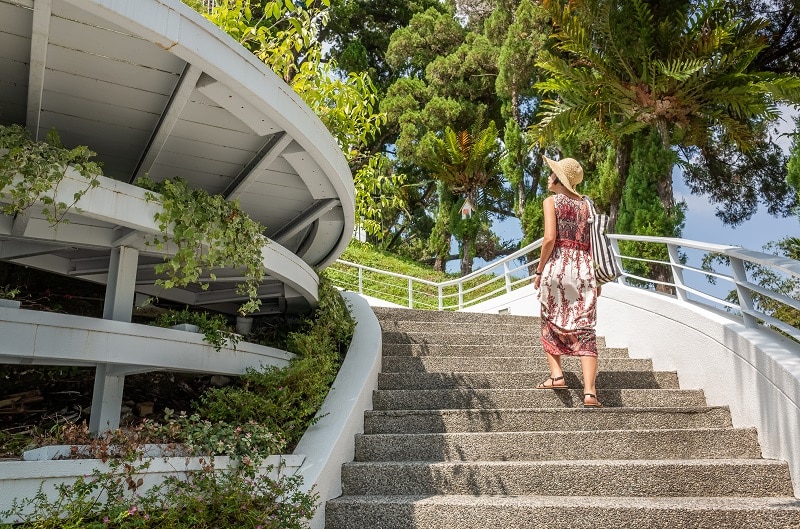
[[326, 308, 800, 528]]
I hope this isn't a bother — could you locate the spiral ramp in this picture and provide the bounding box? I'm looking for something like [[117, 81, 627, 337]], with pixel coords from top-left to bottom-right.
[[0, 0, 354, 432], [0, 0, 354, 315]]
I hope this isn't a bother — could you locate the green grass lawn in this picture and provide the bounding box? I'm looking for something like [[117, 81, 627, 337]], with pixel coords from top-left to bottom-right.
[[325, 241, 530, 310]]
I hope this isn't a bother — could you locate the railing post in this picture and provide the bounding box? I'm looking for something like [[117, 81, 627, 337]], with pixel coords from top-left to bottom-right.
[[667, 243, 687, 303], [504, 262, 512, 293], [408, 278, 413, 308], [358, 266, 363, 294], [610, 239, 623, 283], [458, 283, 464, 310], [730, 257, 757, 328], [438, 285, 443, 311]]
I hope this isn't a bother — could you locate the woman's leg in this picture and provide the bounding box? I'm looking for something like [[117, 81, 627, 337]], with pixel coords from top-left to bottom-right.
[[536, 351, 567, 388], [579, 355, 601, 405]]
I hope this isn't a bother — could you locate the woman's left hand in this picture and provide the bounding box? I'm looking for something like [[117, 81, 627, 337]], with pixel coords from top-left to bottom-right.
[[533, 274, 541, 290]]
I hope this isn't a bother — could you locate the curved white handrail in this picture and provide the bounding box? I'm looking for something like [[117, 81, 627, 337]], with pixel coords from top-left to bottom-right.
[[330, 235, 800, 341]]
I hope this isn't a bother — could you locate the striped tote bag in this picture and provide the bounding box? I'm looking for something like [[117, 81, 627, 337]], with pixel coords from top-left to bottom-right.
[[584, 197, 621, 285]]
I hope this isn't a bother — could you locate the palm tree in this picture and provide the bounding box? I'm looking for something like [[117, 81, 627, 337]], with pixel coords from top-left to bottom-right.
[[536, 0, 800, 226], [422, 120, 504, 275]]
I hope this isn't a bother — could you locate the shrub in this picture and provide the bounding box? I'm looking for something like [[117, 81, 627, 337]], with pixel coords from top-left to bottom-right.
[[195, 275, 354, 450], [151, 307, 239, 352]]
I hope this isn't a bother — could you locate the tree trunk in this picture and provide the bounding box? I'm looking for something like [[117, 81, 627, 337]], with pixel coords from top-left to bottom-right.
[[609, 135, 633, 231], [460, 187, 480, 276], [433, 233, 451, 272], [460, 237, 473, 276], [654, 119, 675, 214], [653, 119, 676, 294]]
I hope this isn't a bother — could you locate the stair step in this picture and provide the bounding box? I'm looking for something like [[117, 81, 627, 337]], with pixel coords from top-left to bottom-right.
[[373, 307, 533, 324], [340, 459, 794, 497], [353, 428, 762, 462], [377, 370, 676, 390], [325, 495, 800, 529], [380, 321, 542, 335], [363, 406, 733, 434], [382, 356, 648, 372], [382, 343, 624, 357], [382, 330, 542, 346], [372, 388, 707, 410]]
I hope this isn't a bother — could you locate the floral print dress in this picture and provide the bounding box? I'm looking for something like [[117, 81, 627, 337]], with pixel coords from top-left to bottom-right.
[[538, 193, 598, 357]]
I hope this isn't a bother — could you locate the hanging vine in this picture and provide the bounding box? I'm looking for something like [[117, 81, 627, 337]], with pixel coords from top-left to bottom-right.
[[136, 177, 267, 315], [0, 124, 100, 224]]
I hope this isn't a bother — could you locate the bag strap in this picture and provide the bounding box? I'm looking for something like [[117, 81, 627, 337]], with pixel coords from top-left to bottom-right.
[[583, 196, 596, 223]]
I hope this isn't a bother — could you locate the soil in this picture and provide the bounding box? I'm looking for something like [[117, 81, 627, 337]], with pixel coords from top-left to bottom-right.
[[0, 264, 239, 459]]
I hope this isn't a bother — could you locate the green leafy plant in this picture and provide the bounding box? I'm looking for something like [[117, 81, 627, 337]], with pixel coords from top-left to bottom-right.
[[0, 284, 19, 300], [195, 276, 354, 449], [2, 420, 315, 528], [0, 124, 100, 225], [135, 177, 267, 315], [152, 307, 240, 352]]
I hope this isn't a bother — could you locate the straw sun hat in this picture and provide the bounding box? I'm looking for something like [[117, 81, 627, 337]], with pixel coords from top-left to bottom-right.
[[543, 156, 584, 196]]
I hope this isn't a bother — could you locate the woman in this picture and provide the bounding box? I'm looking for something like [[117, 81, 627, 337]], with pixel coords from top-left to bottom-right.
[[532, 156, 602, 408]]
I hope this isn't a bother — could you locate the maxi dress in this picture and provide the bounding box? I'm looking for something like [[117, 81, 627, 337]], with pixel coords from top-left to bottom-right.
[[538, 193, 598, 357]]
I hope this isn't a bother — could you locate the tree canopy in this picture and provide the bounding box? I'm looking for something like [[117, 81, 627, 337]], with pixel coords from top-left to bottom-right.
[[194, 0, 800, 276]]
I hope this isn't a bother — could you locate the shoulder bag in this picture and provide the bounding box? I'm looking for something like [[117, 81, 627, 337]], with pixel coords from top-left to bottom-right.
[[584, 197, 622, 285]]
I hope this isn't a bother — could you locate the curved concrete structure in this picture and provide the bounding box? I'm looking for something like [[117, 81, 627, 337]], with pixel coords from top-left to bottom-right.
[[0, 305, 293, 374], [0, 0, 354, 314]]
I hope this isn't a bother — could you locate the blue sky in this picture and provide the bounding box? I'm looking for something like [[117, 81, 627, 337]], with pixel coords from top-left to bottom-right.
[[675, 105, 798, 252]]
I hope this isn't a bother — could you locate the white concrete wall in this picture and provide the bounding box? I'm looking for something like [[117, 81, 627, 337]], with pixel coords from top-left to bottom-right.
[[292, 291, 382, 529], [468, 282, 800, 498]]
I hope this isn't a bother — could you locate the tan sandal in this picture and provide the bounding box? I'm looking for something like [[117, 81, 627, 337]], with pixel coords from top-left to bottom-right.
[[536, 375, 569, 390]]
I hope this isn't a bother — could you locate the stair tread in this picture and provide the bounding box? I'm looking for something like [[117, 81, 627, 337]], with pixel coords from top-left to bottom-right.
[[326, 495, 800, 528], [354, 428, 762, 462], [329, 494, 800, 509], [344, 458, 785, 467], [357, 426, 755, 436], [367, 405, 727, 414]]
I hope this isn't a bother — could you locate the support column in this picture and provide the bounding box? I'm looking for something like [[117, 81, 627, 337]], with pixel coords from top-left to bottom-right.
[[102, 246, 138, 322], [89, 246, 139, 435]]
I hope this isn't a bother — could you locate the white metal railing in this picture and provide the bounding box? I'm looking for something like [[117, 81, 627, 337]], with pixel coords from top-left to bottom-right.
[[328, 235, 800, 342]]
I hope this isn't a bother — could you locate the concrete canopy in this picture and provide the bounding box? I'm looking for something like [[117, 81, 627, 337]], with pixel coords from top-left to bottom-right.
[[0, 0, 354, 314]]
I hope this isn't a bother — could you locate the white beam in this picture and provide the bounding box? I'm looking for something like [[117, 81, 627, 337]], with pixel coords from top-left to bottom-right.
[[103, 246, 139, 322], [131, 64, 203, 183], [271, 198, 339, 244], [223, 131, 292, 199], [26, 0, 51, 140]]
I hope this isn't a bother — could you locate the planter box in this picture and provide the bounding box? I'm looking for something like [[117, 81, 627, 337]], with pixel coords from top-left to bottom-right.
[[0, 447, 304, 523], [0, 299, 21, 309]]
